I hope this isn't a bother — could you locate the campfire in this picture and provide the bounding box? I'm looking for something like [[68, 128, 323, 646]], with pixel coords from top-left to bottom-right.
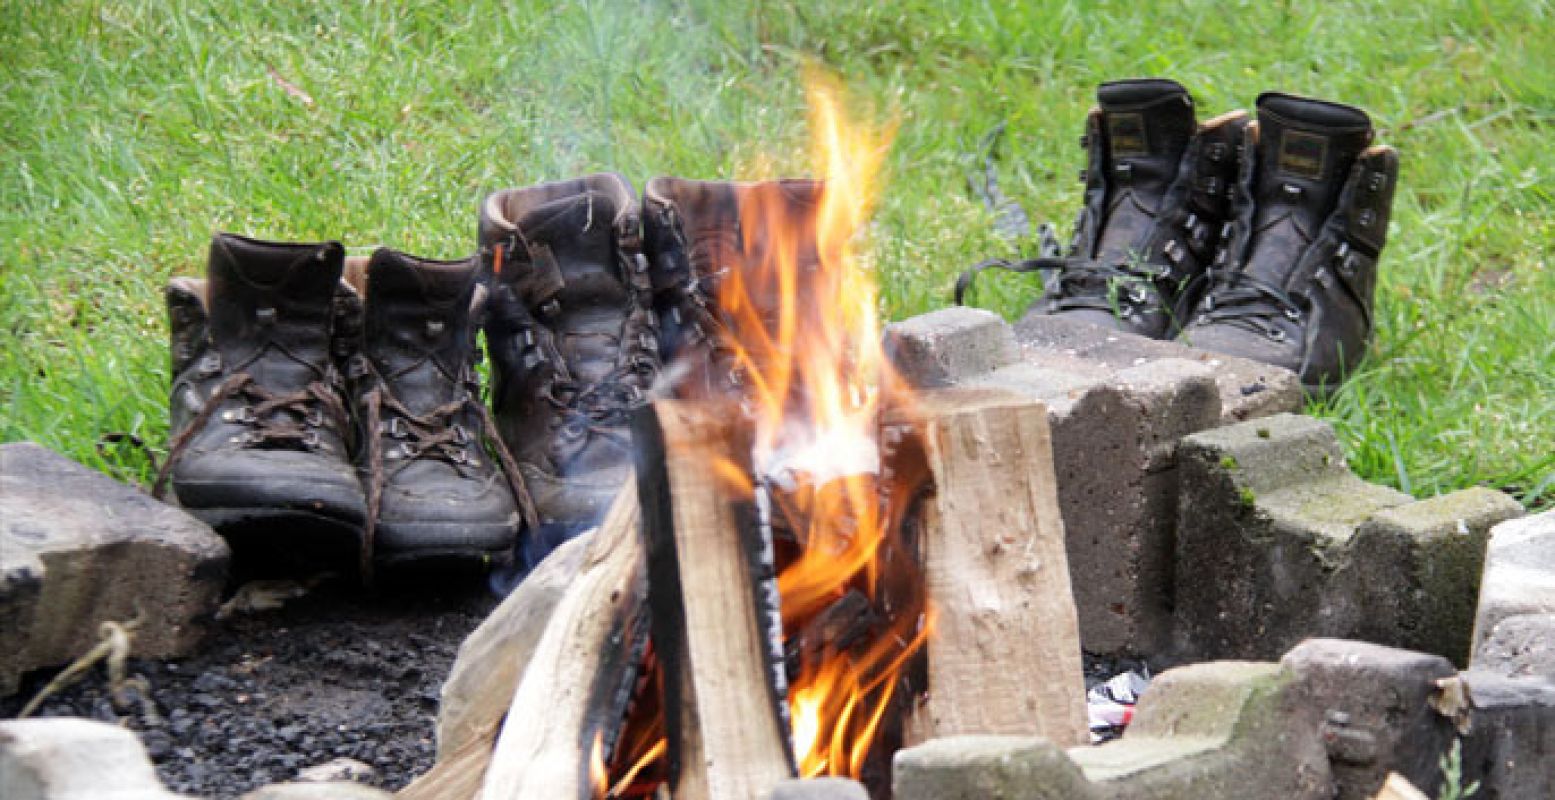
[[461, 73, 1086, 800]]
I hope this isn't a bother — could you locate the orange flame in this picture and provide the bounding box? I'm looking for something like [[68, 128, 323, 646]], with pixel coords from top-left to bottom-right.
[[717, 69, 931, 780]]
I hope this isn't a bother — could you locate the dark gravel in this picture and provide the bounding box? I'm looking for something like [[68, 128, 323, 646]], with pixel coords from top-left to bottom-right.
[[0, 577, 496, 799]]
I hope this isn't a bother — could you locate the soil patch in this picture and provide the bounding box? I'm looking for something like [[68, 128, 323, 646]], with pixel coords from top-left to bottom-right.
[[0, 576, 496, 798]]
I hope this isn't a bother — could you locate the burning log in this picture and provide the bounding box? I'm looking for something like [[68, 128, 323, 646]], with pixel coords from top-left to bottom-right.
[[896, 388, 1088, 747], [634, 397, 797, 800], [477, 487, 649, 800]]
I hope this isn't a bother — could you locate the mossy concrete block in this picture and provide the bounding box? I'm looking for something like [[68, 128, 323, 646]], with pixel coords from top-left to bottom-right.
[[1458, 670, 1555, 800], [1344, 488, 1524, 666], [1282, 639, 1457, 799], [765, 777, 870, 800], [1472, 613, 1555, 680], [0, 443, 230, 695], [882, 307, 1019, 388], [1173, 416, 1411, 661], [1069, 661, 1332, 799], [1472, 511, 1555, 661], [892, 736, 1097, 800]]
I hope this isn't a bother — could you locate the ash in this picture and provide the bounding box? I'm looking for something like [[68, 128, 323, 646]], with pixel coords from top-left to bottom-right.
[[0, 578, 494, 799]]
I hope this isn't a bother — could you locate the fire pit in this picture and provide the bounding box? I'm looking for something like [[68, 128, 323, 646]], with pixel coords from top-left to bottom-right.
[[433, 75, 1086, 800]]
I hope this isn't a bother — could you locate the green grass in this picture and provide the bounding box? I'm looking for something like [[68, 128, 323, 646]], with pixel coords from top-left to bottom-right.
[[3, 0, 1551, 508]]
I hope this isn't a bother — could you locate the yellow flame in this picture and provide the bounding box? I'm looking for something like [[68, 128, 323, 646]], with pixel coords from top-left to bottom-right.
[[719, 68, 930, 781]]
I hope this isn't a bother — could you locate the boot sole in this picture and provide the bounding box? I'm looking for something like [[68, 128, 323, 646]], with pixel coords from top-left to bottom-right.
[[191, 507, 366, 580]]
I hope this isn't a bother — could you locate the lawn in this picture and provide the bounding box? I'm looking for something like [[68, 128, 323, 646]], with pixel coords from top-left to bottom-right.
[[2, 0, 1551, 508]]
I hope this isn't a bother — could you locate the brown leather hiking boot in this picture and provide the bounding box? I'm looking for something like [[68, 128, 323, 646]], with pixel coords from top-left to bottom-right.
[[158, 234, 365, 565], [641, 176, 825, 398], [1177, 92, 1399, 395], [958, 78, 1247, 338], [342, 249, 532, 573], [479, 174, 661, 572]]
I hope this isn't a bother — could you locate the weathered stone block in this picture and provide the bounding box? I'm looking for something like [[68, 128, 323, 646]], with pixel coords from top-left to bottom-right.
[[765, 777, 870, 800], [1173, 415, 1412, 661], [1282, 639, 1458, 799], [1471, 511, 1555, 661], [1458, 670, 1555, 800], [0, 718, 188, 799], [882, 307, 1018, 387], [0, 443, 230, 695], [1472, 613, 1555, 680], [1069, 661, 1332, 800], [892, 735, 1096, 800], [1342, 488, 1523, 665]]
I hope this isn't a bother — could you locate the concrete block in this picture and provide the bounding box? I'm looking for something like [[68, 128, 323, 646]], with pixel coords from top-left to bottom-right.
[[886, 311, 1298, 658], [765, 777, 870, 800], [0, 443, 230, 695], [958, 357, 1220, 655], [882, 307, 1018, 387], [1013, 314, 1302, 424], [1472, 511, 1555, 660], [1069, 661, 1332, 800], [1343, 488, 1524, 665], [0, 718, 188, 799], [1458, 670, 1555, 800], [1173, 415, 1412, 661], [1282, 639, 1458, 799], [892, 736, 1097, 800], [1472, 613, 1555, 680]]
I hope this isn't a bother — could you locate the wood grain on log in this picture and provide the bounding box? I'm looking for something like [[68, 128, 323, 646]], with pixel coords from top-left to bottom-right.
[[897, 388, 1088, 747], [634, 398, 795, 800], [478, 486, 648, 800]]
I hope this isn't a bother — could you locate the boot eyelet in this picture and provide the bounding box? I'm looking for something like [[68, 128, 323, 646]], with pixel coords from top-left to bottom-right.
[[387, 417, 406, 439], [539, 300, 561, 318], [425, 319, 445, 338], [302, 431, 322, 449], [1284, 307, 1302, 322], [1282, 184, 1302, 198], [1367, 173, 1386, 192], [255, 307, 277, 326], [1358, 210, 1377, 228], [305, 408, 324, 428], [1267, 328, 1287, 343], [452, 425, 470, 445], [400, 443, 420, 459]]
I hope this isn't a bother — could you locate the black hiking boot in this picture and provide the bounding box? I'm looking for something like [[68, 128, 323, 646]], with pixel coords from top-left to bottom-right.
[[958, 78, 1247, 338], [343, 249, 533, 575], [1177, 92, 1398, 395], [479, 174, 662, 573], [158, 233, 366, 569], [641, 177, 825, 398]]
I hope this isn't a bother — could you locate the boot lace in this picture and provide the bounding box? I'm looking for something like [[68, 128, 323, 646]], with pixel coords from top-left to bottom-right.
[[956, 253, 1168, 316], [152, 370, 349, 499], [1186, 268, 1304, 341], [358, 361, 538, 579]]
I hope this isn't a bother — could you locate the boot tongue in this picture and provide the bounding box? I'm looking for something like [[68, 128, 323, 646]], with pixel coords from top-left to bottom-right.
[[206, 233, 343, 380], [515, 190, 631, 388], [364, 250, 478, 412], [1243, 93, 1373, 283], [1092, 79, 1197, 259]]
